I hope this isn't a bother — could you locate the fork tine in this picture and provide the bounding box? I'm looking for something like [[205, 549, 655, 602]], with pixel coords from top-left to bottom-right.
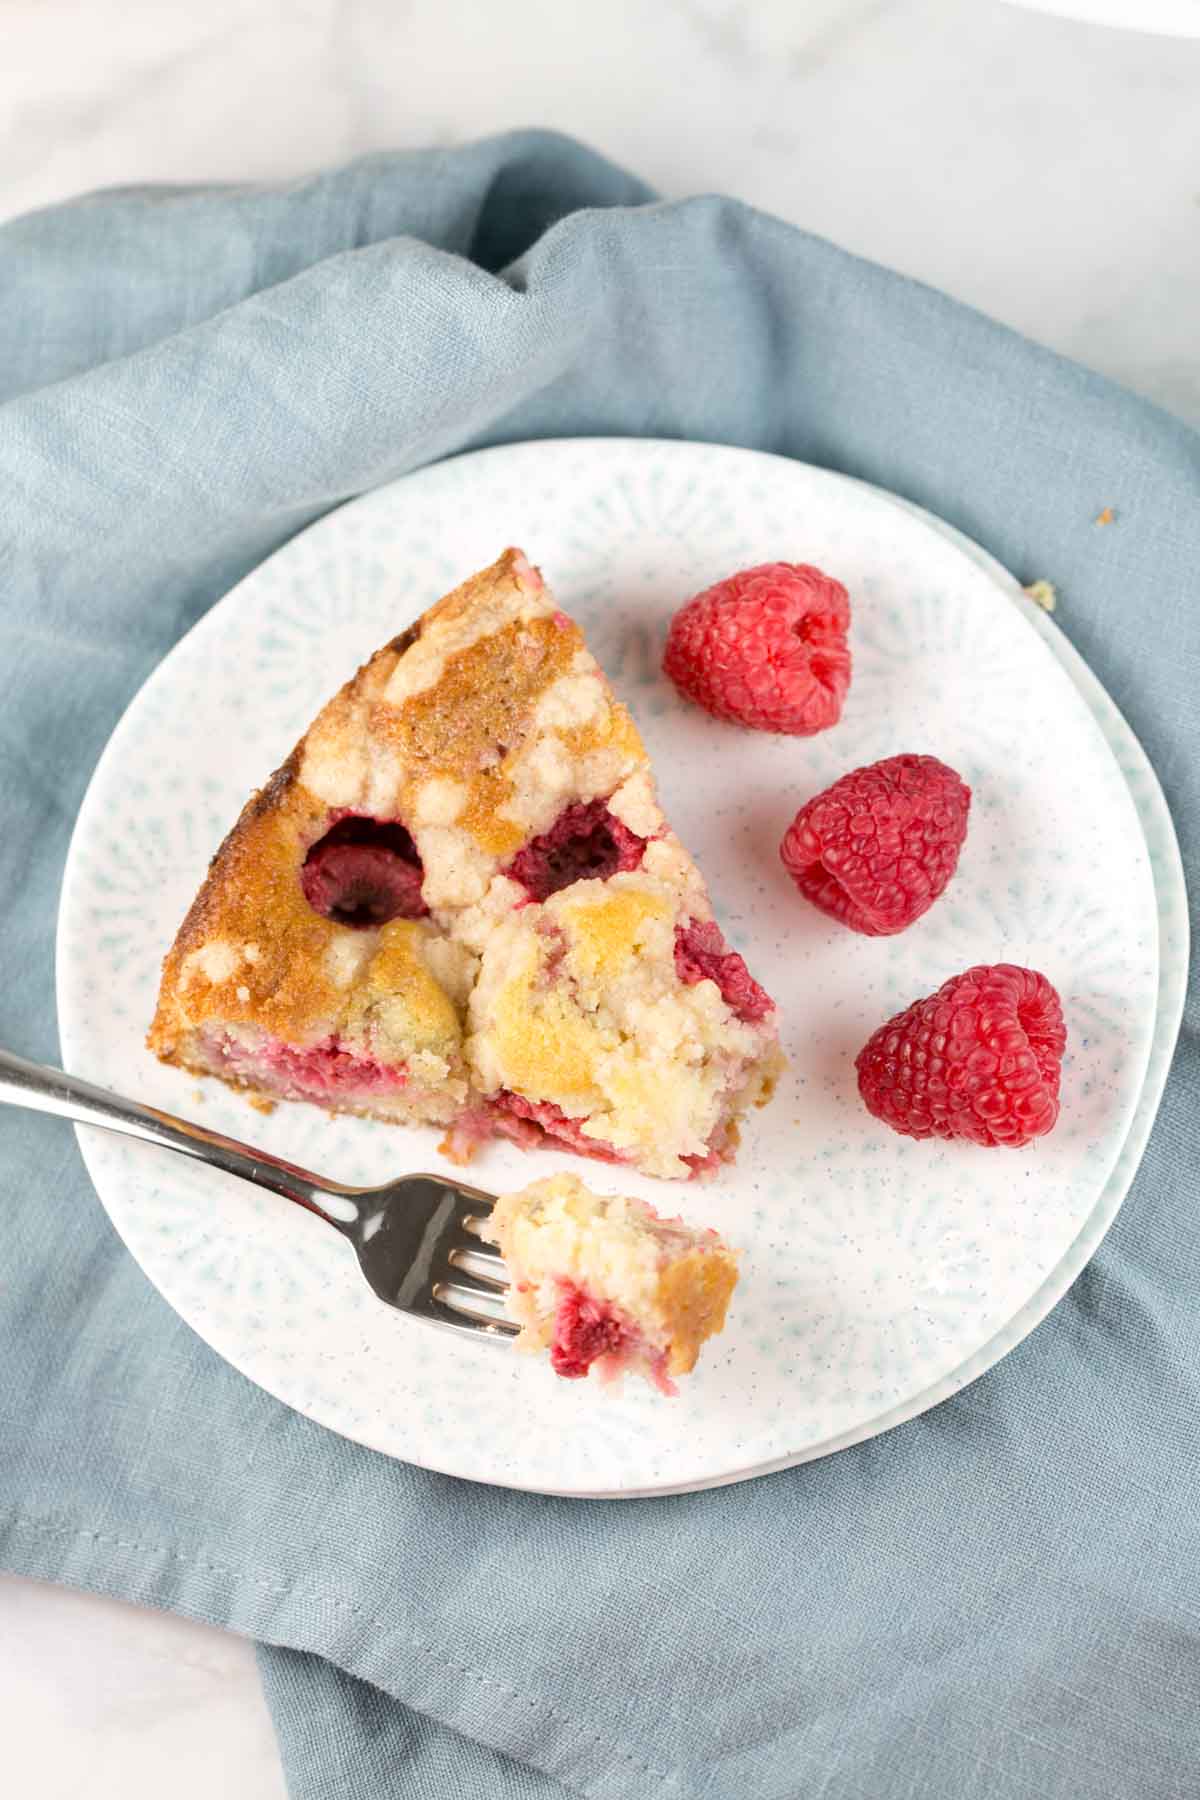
[[351, 1173, 513, 1339], [436, 1267, 507, 1304], [432, 1280, 518, 1332], [430, 1310, 519, 1342], [448, 1245, 508, 1289]]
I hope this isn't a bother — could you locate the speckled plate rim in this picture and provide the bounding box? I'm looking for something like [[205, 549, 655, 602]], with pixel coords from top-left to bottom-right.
[[54, 444, 1188, 1498]]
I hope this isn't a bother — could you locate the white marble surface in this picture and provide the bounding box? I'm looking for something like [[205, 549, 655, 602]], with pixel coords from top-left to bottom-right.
[[2, 3, 1198, 1797], [3, 0, 1200, 425], [0, 1575, 285, 1800]]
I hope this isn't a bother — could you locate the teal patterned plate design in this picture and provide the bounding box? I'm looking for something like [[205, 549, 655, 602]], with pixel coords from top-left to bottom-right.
[[56, 439, 1185, 1498]]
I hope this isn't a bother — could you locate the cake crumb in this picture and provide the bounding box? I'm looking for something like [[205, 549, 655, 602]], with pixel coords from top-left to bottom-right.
[[191, 1089, 205, 1106], [248, 1095, 276, 1115], [1095, 506, 1116, 526], [1024, 579, 1057, 613]]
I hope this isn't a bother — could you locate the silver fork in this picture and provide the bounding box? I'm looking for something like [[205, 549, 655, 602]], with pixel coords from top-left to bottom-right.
[[0, 1048, 516, 1342]]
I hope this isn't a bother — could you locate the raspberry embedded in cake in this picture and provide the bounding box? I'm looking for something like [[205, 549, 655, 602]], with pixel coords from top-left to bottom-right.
[[491, 1093, 628, 1162], [301, 814, 428, 925], [148, 548, 783, 1176], [505, 798, 646, 901], [549, 1286, 630, 1379], [207, 1031, 410, 1103], [674, 918, 773, 1024], [485, 1172, 740, 1392]]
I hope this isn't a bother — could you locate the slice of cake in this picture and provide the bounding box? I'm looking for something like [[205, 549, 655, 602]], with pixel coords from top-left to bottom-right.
[[485, 1173, 739, 1392], [149, 548, 783, 1178]]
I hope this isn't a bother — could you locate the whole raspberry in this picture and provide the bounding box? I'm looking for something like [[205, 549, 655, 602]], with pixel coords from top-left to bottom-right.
[[780, 754, 970, 935], [855, 965, 1067, 1147], [663, 562, 851, 734]]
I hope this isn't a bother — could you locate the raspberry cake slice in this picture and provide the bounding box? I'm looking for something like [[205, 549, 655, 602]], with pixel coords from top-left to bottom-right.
[[149, 548, 782, 1177], [486, 1174, 739, 1391]]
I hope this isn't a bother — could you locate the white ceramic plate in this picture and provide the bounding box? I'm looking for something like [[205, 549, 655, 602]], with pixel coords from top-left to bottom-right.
[[57, 439, 1184, 1498]]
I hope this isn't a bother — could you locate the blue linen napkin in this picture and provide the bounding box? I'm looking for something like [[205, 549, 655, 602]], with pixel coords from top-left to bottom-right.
[[1, 130, 1197, 1800]]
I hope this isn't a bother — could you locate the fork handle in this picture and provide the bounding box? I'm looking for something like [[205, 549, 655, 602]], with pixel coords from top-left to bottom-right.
[[0, 1048, 361, 1231]]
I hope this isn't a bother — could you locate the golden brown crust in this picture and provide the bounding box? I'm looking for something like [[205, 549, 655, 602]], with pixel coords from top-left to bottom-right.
[[147, 768, 345, 1053], [148, 546, 639, 1078], [385, 621, 422, 658], [380, 613, 578, 858], [148, 748, 297, 1057], [657, 1247, 739, 1375], [149, 552, 540, 1065]]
